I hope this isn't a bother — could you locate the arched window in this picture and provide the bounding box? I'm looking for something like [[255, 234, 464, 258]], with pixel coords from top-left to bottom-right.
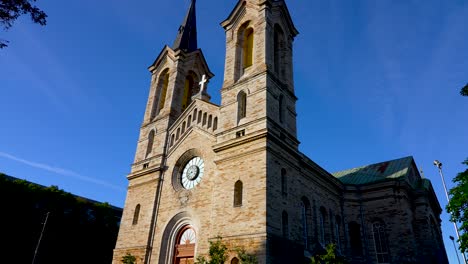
[[188, 116, 192, 127], [182, 73, 198, 111], [282, 211, 289, 239], [319, 207, 326, 245], [231, 257, 239, 264], [193, 109, 197, 121], [349, 221, 363, 256], [171, 134, 175, 147], [372, 221, 389, 263], [208, 115, 212, 128], [335, 215, 342, 252], [146, 130, 155, 157], [274, 24, 285, 77], [174, 226, 196, 264], [198, 110, 202, 123], [234, 180, 243, 207], [237, 91, 247, 122], [281, 168, 287, 196], [203, 112, 207, 126], [176, 128, 180, 141], [235, 21, 254, 81], [213, 117, 218, 130], [150, 69, 170, 119], [243, 28, 254, 69], [132, 204, 141, 225], [182, 122, 186, 134], [301, 197, 311, 249], [278, 94, 284, 123]]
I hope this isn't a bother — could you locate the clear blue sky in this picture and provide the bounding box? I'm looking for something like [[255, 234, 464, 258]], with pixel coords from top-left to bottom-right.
[[1, 0, 467, 262]]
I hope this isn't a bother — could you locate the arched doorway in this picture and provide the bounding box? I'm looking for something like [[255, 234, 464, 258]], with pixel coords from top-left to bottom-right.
[[173, 226, 196, 264]]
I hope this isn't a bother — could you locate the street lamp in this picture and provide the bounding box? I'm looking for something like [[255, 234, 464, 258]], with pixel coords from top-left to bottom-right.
[[450, 236, 461, 264], [433, 160, 467, 264]]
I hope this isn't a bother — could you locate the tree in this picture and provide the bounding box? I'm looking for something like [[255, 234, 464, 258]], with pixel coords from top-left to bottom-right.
[[195, 237, 258, 264], [0, 0, 47, 48], [446, 159, 468, 253], [195, 237, 228, 264], [236, 247, 258, 264], [121, 253, 136, 264], [461, 83, 468, 97], [310, 244, 346, 264]]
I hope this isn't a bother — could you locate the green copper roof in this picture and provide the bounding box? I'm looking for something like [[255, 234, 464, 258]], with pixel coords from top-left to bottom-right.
[[332, 156, 414, 185]]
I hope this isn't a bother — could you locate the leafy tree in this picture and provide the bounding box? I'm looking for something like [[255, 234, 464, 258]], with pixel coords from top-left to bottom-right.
[[0, 0, 47, 48], [461, 83, 468, 97], [236, 247, 258, 264], [195, 237, 228, 264], [310, 244, 346, 264], [446, 159, 468, 253], [121, 253, 136, 264]]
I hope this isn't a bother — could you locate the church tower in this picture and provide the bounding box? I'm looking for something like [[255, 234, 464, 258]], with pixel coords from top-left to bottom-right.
[[217, 0, 299, 149], [113, 0, 213, 262]]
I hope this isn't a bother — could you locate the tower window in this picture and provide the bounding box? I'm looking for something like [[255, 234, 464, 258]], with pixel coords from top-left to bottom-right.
[[279, 94, 284, 123], [182, 73, 197, 111], [132, 204, 141, 225], [282, 211, 289, 239], [234, 21, 254, 81], [243, 28, 254, 69], [237, 91, 247, 122], [372, 221, 389, 263], [150, 69, 170, 119], [281, 168, 287, 196], [274, 24, 285, 78], [146, 130, 155, 157], [234, 180, 243, 207]]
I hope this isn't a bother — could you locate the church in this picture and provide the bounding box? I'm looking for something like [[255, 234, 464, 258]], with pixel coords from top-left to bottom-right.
[[113, 1, 448, 263]]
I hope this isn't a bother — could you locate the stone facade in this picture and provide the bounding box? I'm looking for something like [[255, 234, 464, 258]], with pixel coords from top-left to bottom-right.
[[113, 1, 448, 263]]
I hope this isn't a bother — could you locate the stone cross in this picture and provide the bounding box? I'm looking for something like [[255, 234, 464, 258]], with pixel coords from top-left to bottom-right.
[[199, 74, 208, 93]]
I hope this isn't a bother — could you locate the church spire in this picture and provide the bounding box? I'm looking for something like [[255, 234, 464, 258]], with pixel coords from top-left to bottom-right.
[[173, 0, 198, 52]]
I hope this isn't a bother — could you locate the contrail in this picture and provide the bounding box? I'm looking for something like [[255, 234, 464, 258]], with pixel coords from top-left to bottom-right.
[[0, 151, 124, 192]]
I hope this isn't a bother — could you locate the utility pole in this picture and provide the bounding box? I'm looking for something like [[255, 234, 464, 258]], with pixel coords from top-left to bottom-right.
[[32, 212, 50, 264], [433, 160, 467, 264]]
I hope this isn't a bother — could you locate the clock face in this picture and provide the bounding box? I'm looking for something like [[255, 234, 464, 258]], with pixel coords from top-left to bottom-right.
[[181, 157, 204, 189]]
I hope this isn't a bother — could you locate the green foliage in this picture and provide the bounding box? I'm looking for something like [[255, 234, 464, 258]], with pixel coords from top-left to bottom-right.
[[446, 159, 468, 253], [310, 244, 346, 264], [236, 247, 258, 264], [196, 237, 258, 264], [121, 253, 136, 264], [0, 173, 120, 263], [196, 237, 228, 264], [0, 0, 47, 48], [461, 83, 468, 96]]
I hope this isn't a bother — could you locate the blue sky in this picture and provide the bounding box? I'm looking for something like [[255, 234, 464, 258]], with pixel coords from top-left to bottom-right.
[[0, 0, 467, 262]]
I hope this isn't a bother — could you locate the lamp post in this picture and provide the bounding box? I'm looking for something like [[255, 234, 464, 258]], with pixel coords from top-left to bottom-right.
[[451, 236, 462, 264], [433, 160, 467, 264]]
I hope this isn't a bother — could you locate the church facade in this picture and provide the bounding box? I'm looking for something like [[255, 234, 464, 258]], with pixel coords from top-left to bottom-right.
[[113, 1, 448, 263]]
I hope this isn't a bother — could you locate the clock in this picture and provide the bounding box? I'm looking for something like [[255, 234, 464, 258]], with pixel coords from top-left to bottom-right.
[[181, 157, 204, 189]]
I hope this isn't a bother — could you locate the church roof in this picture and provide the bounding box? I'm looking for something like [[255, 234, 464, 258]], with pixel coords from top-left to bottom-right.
[[173, 0, 198, 52], [332, 156, 414, 185]]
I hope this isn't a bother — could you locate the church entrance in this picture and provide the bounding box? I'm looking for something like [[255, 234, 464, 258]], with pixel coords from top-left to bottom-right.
[[173, 226, 196, 264]]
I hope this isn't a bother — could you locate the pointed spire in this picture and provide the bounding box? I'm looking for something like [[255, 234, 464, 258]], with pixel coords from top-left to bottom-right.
[[173, 0, 198, 52]]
